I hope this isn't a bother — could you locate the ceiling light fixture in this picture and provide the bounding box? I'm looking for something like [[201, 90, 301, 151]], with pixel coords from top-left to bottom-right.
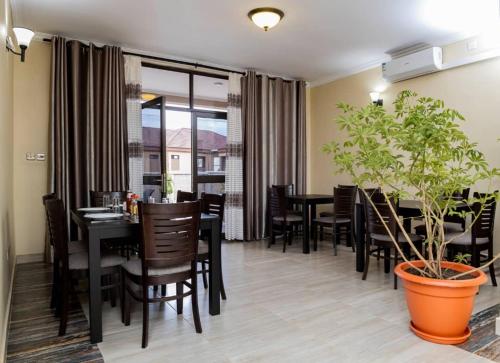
[[248, 7, 284, 31], [5, 27, 34, 62]]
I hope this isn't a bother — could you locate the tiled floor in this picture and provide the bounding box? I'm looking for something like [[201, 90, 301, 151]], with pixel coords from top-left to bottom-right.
[[77, 239, 499, 363]]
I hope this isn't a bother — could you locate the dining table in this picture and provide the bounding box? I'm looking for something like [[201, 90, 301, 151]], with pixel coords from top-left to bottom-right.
[[287, 194, 334, 254], [71, 210, 222, 344]]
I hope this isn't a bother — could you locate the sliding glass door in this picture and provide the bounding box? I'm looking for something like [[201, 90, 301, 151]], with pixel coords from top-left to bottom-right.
[[141, 65, 228, 201]]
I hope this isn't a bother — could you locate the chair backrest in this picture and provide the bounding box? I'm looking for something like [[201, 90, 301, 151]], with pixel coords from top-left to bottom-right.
[[42, 193, 57, 246], [200, 193, 225, 231], [44, 198, 69, 269], [90, 191, 128, 207], [362, 191, 398, 237], [177, 190, 197, 203], [268, 186, 287, 219], [138, 201, 201, 271], [471, 192, 497, 240], [334, 186, 358, 218], [444, 188, 471, 225], [272, 184, 294, 196]]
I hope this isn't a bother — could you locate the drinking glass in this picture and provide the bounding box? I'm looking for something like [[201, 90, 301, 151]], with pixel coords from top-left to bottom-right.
[[102, 195, 111, 208]]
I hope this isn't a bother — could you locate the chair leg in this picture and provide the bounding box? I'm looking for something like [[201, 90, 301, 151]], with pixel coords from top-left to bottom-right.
[[377, 248, 381, 261], [201, 261, 208, 289], [332, 224, 338, 256], [124, 286, 131, 326], [51, 258, 59, 310], [176, 282, 183, 314], [394, 249, 398, 290], [58, 277, 69, 336], [384, 248, 391, 273], [120, 270, 125, 324], [161, 284, 167, 297], [142, 285, 149, 348], [362, 241, 370, 280], [220, 272, 227, 300], [313, 223, 318, 251], [282, 230, 288, 253], [488, 245, 497, 287], [191, 275, 202, 333]]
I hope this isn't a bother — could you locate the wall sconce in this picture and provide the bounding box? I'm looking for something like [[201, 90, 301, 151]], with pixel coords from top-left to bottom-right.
[[369, 91, 383, 106], [6, 27, 35, 62]]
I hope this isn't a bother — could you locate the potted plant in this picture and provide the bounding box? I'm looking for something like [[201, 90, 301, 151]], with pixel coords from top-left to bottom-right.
[[323, 90, 499, 344]]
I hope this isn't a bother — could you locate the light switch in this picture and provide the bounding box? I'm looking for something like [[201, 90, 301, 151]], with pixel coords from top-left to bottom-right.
[[26, 152, 36, 160], [36, 153, 46, 161]]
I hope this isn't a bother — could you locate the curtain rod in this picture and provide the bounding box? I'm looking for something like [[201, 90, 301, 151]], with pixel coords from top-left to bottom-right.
[[42, 37, 246, 75]]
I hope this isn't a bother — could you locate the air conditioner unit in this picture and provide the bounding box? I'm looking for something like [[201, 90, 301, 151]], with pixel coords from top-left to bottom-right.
[[382, 47, 443, 83]]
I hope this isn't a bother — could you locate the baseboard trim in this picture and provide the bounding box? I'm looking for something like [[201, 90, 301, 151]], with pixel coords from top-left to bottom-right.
[[16, 253, 44, 264], [1, 262, 16, 362]]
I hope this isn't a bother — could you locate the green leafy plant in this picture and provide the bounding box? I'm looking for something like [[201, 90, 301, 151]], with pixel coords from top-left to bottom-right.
[[323, 90, 500, 279], [161, 173, 174, 197]]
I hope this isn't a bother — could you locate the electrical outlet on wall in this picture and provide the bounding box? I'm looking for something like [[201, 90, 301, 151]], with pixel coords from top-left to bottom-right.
[[26, 152, 36, 160], [36, 153, 46, 161]]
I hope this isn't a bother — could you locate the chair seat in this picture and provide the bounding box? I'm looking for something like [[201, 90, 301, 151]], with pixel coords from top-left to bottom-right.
[[273, 215, 303, 223], [68, 240, 87, 254], [371, 232, 422, 243], [69, 252, 125, 270], [445, 232, 489, 246], [414, 222, 465, 235], [122, 259, 191, 276], [198, 241, 209, 255], [313, 216, 351, 225]]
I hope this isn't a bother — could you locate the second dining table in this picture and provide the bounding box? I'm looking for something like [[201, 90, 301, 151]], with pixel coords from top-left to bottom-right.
[[287, 194, 334, 254], [71, 210, 222, 344]]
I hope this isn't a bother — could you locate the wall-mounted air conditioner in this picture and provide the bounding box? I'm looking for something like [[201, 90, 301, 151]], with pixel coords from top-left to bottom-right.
[[382, 47, 443, 83]]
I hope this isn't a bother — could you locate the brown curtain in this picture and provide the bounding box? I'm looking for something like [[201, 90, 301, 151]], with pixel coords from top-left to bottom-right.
[[242, 71, 307, 241], [49, 36, 128, 244]]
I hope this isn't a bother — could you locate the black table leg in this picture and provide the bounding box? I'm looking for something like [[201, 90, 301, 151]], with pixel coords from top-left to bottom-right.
[[208, 219, 221, 315], [302, 201, 310, 254], [88, 230, 102, 344], [355, 204, 365, 272]]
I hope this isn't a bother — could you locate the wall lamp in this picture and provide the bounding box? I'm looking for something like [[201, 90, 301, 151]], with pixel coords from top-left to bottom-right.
[[6, 27, 35, 62], [369, 92, 383, 106]]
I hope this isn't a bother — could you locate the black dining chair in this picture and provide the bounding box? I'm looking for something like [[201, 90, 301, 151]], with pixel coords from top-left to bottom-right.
[[177, 190, 197, 203], [318, 185, 357, 241], [312, 186, 357, 255], [45, 198, 125, 336], [445, 192, 497, 286], [268, 186, 303, 252], [120, 201, 202, 348], [361, 191, 423, 289]]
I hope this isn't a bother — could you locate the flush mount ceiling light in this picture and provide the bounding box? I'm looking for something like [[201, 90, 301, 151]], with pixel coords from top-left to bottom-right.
[[248, 7, 284, 31], [5, 27, 34, 62]]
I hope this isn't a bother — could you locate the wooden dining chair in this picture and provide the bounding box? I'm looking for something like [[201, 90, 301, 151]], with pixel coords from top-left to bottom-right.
[[268, 186, 303, 252], [318, 184, 357, 241], [42, 193, 87, 312], [361, 191, 423, 289], [197, 193, 227, 300], [312, 186, 357, 255], [44, 198, 125, 336], [445, 192, 497, 286], [120, 201, 202, 348], [177, 190, 197, 203]]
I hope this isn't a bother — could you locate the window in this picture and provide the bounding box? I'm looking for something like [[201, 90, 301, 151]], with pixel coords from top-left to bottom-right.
[[141, 65, 228, 196], [170, 154, 180, 171]]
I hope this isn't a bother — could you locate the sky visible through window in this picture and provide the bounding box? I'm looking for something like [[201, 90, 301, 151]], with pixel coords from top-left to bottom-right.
[[142, 108, 227, 136]]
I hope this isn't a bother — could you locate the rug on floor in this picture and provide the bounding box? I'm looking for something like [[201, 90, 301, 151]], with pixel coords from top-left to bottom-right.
[[458, 303, 500, 362], [6, 262, 103, 363]]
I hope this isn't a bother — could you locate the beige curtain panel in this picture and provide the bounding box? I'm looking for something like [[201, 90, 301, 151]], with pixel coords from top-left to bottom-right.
[[242, 71, 307, 241], [50, 36, 129, 243]]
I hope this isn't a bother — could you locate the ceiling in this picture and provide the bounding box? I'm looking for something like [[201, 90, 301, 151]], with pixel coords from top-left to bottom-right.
[[11, 0, 500, 83]]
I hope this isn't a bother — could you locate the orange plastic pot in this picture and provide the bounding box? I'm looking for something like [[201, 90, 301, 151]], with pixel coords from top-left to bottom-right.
[[394, 260, 487, 344]]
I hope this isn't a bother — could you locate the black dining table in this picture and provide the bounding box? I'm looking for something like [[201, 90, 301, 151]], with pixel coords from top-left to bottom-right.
[[71, 210, 221, 344], [354, 199, 470, 272], [287, 194, 334, 254]]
